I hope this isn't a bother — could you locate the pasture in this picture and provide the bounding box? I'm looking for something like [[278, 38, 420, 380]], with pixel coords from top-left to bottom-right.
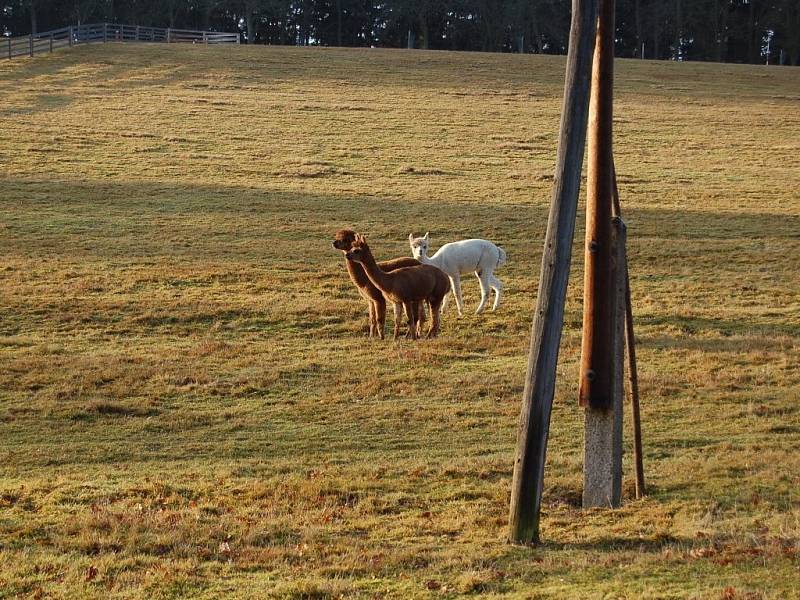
[[1, 44, 799, 598]]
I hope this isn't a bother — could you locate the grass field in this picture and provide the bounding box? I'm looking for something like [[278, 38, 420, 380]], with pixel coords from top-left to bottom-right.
[[1, 43, 799, 599]]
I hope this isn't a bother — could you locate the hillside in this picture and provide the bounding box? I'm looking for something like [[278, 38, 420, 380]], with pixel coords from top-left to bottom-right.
[[1, 44, 799, 598]]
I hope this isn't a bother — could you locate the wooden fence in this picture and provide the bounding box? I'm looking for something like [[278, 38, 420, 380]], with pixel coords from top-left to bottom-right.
[[3, 23, 240, 60]]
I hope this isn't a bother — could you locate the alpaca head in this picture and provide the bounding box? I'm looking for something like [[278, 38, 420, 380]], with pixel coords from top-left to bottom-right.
[[332, 229, 358, 252], [344, 234, 370, 263], [408, 232, 430, 260]]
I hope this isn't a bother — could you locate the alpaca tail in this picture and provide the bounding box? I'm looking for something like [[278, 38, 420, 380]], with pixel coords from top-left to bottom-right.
[[496, 246, 507, 268]]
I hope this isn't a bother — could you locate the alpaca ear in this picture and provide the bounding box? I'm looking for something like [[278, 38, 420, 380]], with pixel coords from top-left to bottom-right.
[[424, 232, 429, 241], [408, 233, 414, 242]]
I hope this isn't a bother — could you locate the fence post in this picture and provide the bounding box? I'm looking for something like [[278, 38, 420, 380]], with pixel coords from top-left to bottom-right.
[[203, 31, 208, 44], [29, 34, 33, 57], [103, 23, 108, 43], [167, 28, 171, 43], [68, 26, 73, 46], [50, 33, 53, 53], [135, 25, 140, 42]]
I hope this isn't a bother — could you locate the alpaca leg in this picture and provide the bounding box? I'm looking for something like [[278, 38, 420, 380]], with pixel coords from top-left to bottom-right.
[[415, 300, 426, 338], [367, 301, 376, 336], [449, 274, 464, 317], [475, 271, 491, 314], [375, 299, 387, 339], [427, 300, 442, 338], [404, 301, 418, 340], [489, 274, 504, 311], [392, 302, 403, 339]]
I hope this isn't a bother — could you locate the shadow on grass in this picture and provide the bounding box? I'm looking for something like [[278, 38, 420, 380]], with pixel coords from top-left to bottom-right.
[[499, 533, 694, 565], [4, 175, 800, 242], [547, 533, 693, 552], [639, 333, 798, 354], [637, 314, 800, 343]]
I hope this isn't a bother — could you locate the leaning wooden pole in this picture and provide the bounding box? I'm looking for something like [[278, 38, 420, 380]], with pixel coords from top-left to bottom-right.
[[508, 0, 599, 545], [611, 165, 646, 499], [581, 0, 622, 508]]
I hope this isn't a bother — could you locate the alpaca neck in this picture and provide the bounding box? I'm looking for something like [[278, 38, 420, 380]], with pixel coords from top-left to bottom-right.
[[344, 256, 370, 287], [358, 249, 394, 294], [418, 253, 438, 267]]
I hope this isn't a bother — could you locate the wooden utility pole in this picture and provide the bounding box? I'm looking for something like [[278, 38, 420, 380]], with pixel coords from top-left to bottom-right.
[[581, 0, 623, 508], [581, 0, 616, 412], [508, 0, 598, 545]]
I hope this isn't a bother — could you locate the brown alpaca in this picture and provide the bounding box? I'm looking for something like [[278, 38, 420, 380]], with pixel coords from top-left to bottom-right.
[[345, 234, 450, 339], [332, 229, 425, 339]]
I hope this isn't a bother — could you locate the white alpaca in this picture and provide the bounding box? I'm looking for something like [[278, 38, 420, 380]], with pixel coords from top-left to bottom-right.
[[408, 232, 506, 315]]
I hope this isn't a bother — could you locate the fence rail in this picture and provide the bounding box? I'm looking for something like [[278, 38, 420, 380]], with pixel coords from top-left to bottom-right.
[[3, 22, 240, 60]]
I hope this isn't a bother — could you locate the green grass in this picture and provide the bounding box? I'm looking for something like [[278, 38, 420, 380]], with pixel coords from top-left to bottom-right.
[[1, 43, 799, 598]]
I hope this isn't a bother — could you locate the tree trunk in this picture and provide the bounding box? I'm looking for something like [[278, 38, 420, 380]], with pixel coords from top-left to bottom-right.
[[652, 8, 660, 59], [247, 9, 256, 44], [531, 18, 542, 53], [634, 0, 642, 57], [713, 0, 720, 62], [748, 0, 755, 63], [674, 0, 682, 60], [202, 0, 213, 29], [29, 0, 37, 35], [336, 0, 342, 46], [719, 0, 728, 62], [301, 0, 310, 45]]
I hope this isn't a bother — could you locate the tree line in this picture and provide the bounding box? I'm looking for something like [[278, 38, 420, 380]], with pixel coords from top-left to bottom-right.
[[3, 1, 799, 65]]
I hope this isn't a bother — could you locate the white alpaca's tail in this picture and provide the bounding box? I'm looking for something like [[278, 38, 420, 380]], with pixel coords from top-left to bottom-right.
[[496, 246, 507, 268]]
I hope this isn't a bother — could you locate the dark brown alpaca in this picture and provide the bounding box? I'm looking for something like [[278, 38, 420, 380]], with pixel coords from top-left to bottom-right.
[[345, 234, 450, 339], [332, 229, 424, 339]]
